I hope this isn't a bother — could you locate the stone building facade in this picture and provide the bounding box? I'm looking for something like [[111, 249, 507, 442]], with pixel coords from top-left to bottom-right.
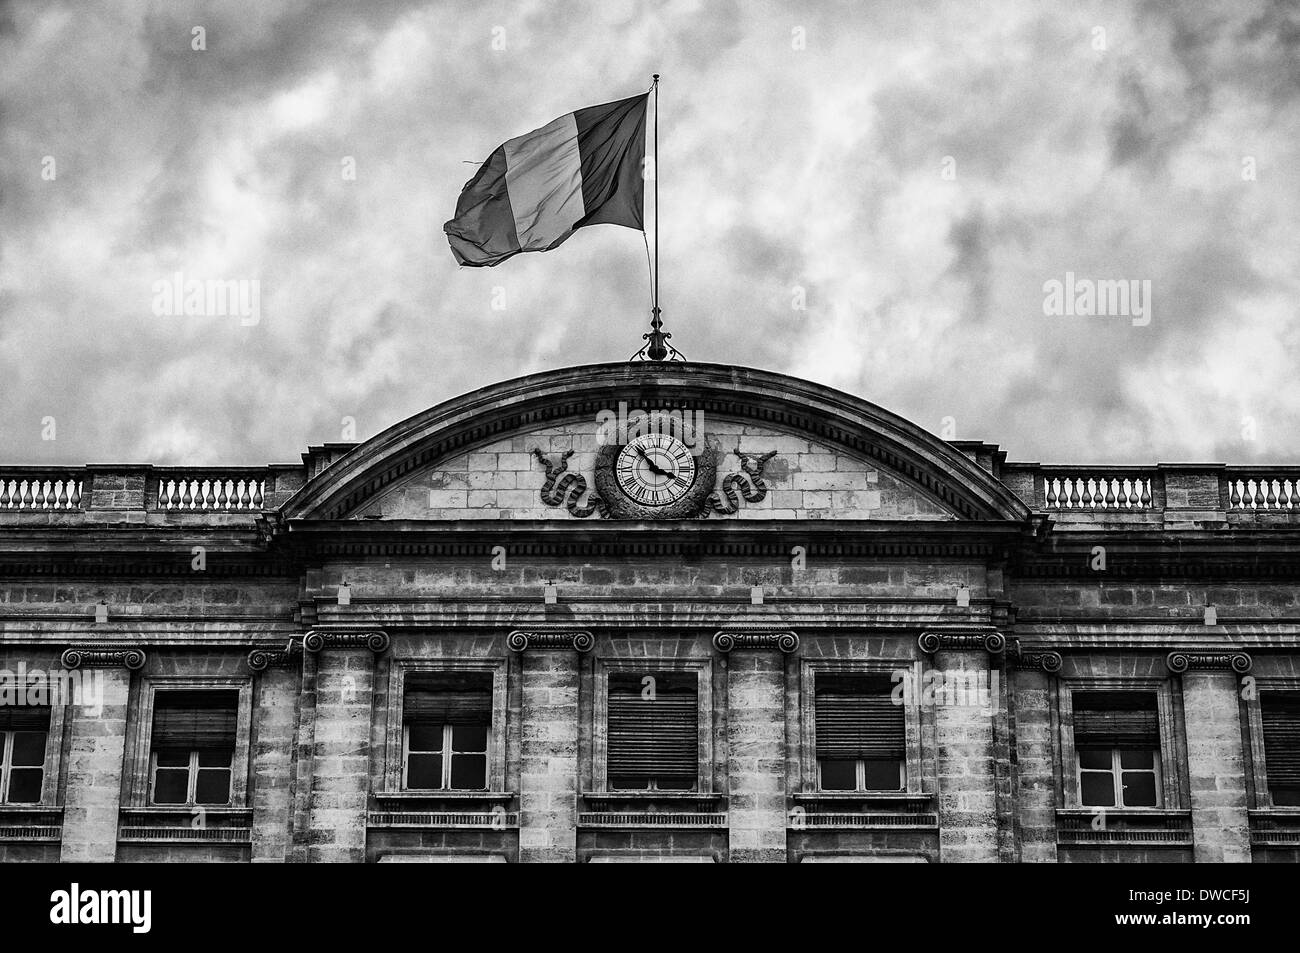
[[1, 362, 1297, 863]]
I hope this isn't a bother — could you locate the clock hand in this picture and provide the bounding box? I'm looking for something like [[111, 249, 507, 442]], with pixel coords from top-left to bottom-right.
[[634, 445, 673, 477]]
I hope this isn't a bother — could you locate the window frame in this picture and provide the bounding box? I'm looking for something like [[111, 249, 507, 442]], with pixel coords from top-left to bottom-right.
[[385, 659, 507, 794], [800, 659, 923, 795], [148, 747, 236, 807], [0, 727, 50, 804], [1245, 677, 1300, 809], [126, 677, 252, 809], [592, 658, 713, 795], [1075, 745, 1163, 809], [401, 721, 490, 792], [1059, 679, 1179, 810]]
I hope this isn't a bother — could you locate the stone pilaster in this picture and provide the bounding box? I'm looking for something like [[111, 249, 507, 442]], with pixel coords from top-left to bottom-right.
[[920, 631, 1004, 863], [1009, 649, 1063, 862], [59, 648, 141, 862], [516, 646, 581, 862], [248, 649, 300, 863], [301, 629, 388, 863], [1169, 652, 1252, 863], [715, 630, 797, 863]]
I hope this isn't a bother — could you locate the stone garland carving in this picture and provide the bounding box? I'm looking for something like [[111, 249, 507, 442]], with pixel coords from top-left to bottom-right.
[[712, 630, 800, 654], [917, 630, 1007, 655], [302, 629, 391, 654], [1166, 651, 1252, 675], [61, 645, 147, 670], [530, 443, 775, 519], [507, 629, 595, 653]]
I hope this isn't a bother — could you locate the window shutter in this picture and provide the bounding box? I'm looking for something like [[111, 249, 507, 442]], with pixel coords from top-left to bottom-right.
[[0, 707, 50, 732], [1073, 692, 1159, 747], [607, 674, 697, 783], [403, 673, 492, 726], [1262, 694, 1300, 786], [815, 675, 904, 760], [152, 690, 238, 749]]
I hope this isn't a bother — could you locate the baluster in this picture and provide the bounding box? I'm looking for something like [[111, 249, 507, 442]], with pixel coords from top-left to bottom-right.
[[1266, 479, 1278, 509], [1069, 478, 1081, 508], [1104, 477, 1117, 508], [1126, 479, 1139, 508], [217, 479, 230, 509], [21, 480, 34, 508], [57, 479, 69, 509], [0, 480, 10, 508], [69, 480, 81, 509], [181, 480, 193, 509], [238, 480, 252, 509], [252, 481, 264, 508], [202, 480, 216, 509], [1139, 479, 1152, 508], [1229, 479, 1241, 508], [1286, 480, 1296, 510], [1045, 478, 1057, 507]]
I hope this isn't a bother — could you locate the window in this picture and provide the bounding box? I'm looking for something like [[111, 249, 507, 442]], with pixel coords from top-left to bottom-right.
[[814, 674, 904, 792], [1261, 693, 1300, 807], [149, 691, 237, 806], [607, 672, 697, 791], [1073, 691, 1161, 808], [0, 707, 49, 804], [403, 673, 491, 791]]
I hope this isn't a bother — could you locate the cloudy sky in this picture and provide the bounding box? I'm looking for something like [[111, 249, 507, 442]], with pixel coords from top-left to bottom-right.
[[2, 0, 1297, 468]]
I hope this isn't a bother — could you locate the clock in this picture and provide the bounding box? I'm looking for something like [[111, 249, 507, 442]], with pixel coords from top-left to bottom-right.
[[615, 433, 697, 506]]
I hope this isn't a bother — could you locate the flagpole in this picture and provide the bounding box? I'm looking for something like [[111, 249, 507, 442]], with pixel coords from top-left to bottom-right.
[[631, 73, 682, 362], [653, 73, 659, 328]]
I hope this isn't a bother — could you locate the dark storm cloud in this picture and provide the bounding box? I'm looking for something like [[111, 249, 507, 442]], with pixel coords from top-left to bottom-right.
[[0, 0, 1298, 468]]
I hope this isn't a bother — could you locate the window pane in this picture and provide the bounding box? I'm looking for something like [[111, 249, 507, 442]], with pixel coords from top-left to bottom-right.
[[10, 732, 46, 767], [195, 768, 232, 805], [652, 777, 695, 791], [1272, 787, 1300, 807], [406, 753, 442, 789], [449, 753, 487, 789], [153, 769, 189, 804], [609, 775, 652, 790], [1080, 772, 1116, 807], [1077, 748, 1111, 770], [862, 759, 903, 791], [197, 748, 233, 768], [155, 749, 189, 768], [452, 725, 488, 753], [408, 724, 444, 753], [1121, 772, 1158, 807], [819, 759, 857, 791], [6, 768, 42, 803], [1119, 748, 1154, 770]]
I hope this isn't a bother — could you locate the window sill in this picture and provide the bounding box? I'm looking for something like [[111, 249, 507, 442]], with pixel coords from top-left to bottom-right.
[[0, 806, 63, 843], [1248, 808, 1300, 847], [1056, 808, 1192, 846]]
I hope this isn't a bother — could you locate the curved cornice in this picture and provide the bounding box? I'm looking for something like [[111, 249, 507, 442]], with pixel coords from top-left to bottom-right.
[[278, 363, 1033, 523]]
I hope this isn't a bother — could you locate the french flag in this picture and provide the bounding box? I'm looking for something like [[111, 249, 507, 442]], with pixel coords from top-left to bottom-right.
[[443, 94, 648, 267]]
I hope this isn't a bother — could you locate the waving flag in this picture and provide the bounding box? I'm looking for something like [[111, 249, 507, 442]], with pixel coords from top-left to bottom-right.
[[444, 94, 648, 267]]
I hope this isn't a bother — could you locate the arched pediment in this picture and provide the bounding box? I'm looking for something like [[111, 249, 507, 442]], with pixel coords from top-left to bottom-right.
[[278, 363, 1031, 523]]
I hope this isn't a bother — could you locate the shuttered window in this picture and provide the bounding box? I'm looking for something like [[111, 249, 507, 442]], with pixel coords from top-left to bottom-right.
[[1073, 692, 1161, 808], [815, 675, 904, 792], [403, 672, 491, 791], [607, 672, 698, 790], [1262, 693, 1300, 806], [0, 707, 49, 804], [150, 690, 237, 806]]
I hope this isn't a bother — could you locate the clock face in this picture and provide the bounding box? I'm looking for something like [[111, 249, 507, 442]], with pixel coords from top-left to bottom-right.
[[615, 433, 697, 506]]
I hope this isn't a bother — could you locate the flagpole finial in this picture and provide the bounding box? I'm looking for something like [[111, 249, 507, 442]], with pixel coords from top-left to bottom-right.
[[631, 305, 684, 363]]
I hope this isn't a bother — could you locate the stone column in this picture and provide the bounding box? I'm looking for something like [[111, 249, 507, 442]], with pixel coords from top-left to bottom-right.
[[1169, 652, 1253, 863], [1010, 650, 1063, 862], [920, 631, 1004, 863], [247, 645, 301, 863], [58, 646, 145, 863], [301, 629, 389, 863], [715, 630, 798, 864], [511, 630, 590, 863]]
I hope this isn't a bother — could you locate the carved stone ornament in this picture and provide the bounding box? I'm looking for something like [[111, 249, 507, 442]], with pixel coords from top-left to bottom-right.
[[507, 629, 595, 653], [61, 644, 147, 670], [531, 438, 777, 520], [1165, 651, 1252, 674], [712, 629, 800, 654], [917, 630, 1007, 656], [247, 639, 302, 672], [302, 628, 391, 654]]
